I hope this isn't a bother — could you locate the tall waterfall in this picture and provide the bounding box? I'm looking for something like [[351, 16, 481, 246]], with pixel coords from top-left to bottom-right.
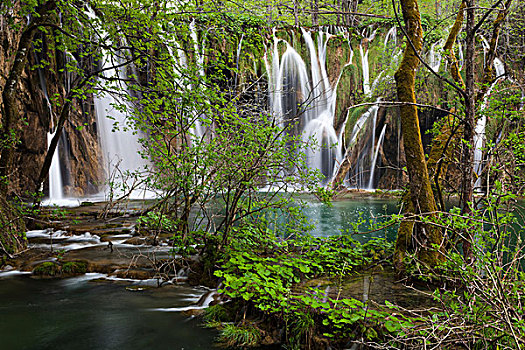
[[94, 51, 150, 199], [267, 29, 348, 184]]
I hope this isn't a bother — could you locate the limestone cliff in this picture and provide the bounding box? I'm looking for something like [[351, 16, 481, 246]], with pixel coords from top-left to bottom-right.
[[0, 8, 104, 198]]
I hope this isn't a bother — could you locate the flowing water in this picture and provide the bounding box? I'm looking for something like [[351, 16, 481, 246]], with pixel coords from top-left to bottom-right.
[[0, 274, 217, 350], [0, 198, 398, 349]]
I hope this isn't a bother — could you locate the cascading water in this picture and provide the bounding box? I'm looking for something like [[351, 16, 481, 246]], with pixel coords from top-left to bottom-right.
[[33, 49, 65, 202], [267, 28, 348, 184], [384, 26, 397, 48], [189, 20, 207, 139], [347, 101, 380, 189], [429, 39, 444, 73], [47, 131, 64, 200], [360, 27, 377, 97], [360, 45, 371, 96], [473, 35, 506, 191], [92, 42, 150, 199], [94, 57, 149, 198], [368, 124, 386, 189]]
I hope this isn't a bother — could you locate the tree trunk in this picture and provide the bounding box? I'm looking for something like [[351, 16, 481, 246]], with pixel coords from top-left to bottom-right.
[[460, 0, 476, 262], [394, 0, 444, 268], [443, 1, 466, 88], [311, 0, 319, 27]]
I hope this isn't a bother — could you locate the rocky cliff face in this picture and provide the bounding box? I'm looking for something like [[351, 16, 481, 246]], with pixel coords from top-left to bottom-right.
[[0, 10, 104, 198]]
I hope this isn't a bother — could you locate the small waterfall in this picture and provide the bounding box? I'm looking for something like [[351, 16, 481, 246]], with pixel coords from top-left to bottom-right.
[[474, 75, 505, 190], [384, 26, 397, 48], [458, 39, 464, 70], [47, 131, 64, 200], [429, 39, 444, 72], [368, 124, 386, 189], [349, 104, 379, 147], [34, 49, 65, 201], [474, 34, 506, 191], [494, 57, 505, 78], [360, 45, 371, 96], [359, 27, 377, 97], [189, 20, 207, 139]]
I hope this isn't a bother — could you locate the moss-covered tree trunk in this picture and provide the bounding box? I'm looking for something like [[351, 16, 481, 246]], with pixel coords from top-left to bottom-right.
[[393, 0, 444, 269], [443, 1, 466, 88]]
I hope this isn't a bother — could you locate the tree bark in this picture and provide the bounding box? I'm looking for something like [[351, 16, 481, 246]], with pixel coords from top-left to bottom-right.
[[443, 1, 466, 88], [394, 0, 444, 268], [460, 0, 476, 262]]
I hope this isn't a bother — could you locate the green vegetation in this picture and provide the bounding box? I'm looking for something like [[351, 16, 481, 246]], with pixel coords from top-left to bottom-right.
[[1, 0, 525, 348], [32, 261, 87, 277]]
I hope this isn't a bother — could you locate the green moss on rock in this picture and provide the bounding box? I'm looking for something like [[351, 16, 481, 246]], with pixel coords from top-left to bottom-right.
[[32, 260, 87, 278], [62, 261, 87, 275], [32, 262, 60, 276]]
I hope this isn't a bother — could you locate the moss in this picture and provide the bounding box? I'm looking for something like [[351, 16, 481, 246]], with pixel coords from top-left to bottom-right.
[[61, 261, 87, 275], [32, 261, 87, 277], [33, 262, 60, 276], [394, 0, 444, 269]]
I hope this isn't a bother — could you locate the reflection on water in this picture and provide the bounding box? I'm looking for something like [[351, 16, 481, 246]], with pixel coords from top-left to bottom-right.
[[0, 275, 217, 350]]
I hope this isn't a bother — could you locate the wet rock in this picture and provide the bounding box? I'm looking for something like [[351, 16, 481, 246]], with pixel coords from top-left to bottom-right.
[[110, 268, 155, 280], [183, 308, 205, 317], [123, 237, 144, 245]]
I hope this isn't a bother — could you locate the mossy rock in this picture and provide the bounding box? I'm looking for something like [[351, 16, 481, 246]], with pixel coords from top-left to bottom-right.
[[61, 261, 87, 276], [32, 261, 87, 278], [32, 262, 61, 277]]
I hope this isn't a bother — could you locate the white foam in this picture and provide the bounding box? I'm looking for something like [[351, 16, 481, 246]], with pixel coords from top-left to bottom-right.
[[0, 270, 31, 278]]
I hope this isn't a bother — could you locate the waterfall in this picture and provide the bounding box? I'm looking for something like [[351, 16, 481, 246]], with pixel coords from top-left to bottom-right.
[[189, 20, 207, 139], [429, 39, 444, 73], [368, 124, 386, 189], [474, 75, 505, 191], [384, 26, 397, 48], [93, 48, 150, 199], [458, 39, 464, 70], [474, 34, 506, 191], [267, 28, 350, 184], [34, 49, 65, 201], [47, 131, 64, 200], [360, 45, 371, 96]]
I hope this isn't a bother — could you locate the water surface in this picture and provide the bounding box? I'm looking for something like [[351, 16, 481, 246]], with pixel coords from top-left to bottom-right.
[[0, 274, 217, 350]]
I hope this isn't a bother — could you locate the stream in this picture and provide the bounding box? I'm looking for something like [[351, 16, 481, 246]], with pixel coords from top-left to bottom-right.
[[0, 273, 218, 349], [0, 196, 399, 349]]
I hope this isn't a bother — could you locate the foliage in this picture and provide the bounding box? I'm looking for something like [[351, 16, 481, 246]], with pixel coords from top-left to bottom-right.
[[388, 186, 525, 349], [211, 228, 395, 346]]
